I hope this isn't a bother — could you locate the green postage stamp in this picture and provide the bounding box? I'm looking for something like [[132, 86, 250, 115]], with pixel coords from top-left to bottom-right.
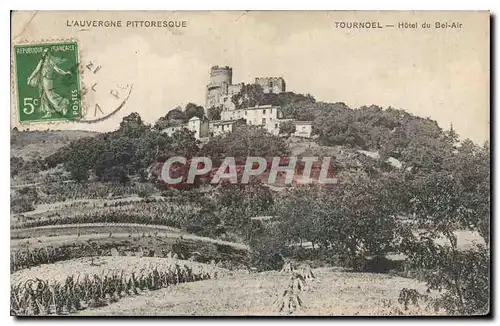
[[13, 41, 82, 123]]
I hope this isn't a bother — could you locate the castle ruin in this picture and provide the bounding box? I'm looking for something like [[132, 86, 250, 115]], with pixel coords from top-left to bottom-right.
[[163, 65, 312, 140], [255, 77, 286, 95], [205, 66, 286, 110]]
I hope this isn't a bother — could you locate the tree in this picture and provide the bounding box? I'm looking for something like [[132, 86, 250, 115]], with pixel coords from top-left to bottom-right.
[[62, 136, 101, 182], [209, 179, 275, 241], [280, 100, 318, 121], [215, 179, 274, 217], [207, 106, 222, 121], [11, 156, 25, 177], [249, 229, 286, 271], [275, 170, 402, 267], [167, 129, 201, 158], [11, 187, 39, 214], [200, 124, 290, 162], [94, 137, 136, 183], [155, 104, 205, 128], [57, 112, 202, 184], [397, 134, 490, 315], [274, 186, 324, 249], [166, 106, 186, 121], [279, 120, 296, 137], [277, 92, 315, 106], [153, 107, 186, 131], [153, 116, 170, 131], [231, 84, 264, 109], [444, 123, 460, 147], [315, 110, 364, 148], [325, 173, 399, 264], [184, 103, 205, 121], [118, 112, 149, 137], [66, 158, 91, 181]]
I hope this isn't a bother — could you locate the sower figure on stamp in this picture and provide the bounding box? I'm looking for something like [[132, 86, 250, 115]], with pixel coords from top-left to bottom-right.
[[27, 48, 71, 118]]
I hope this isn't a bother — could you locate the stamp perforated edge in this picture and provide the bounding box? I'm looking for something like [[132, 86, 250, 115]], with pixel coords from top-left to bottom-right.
[[11, 38, 88, 129]]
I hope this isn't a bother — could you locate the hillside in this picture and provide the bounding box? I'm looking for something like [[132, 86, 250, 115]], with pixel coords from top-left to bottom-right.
[[9, 102, 490, 316], [11, 130, 98, 160]]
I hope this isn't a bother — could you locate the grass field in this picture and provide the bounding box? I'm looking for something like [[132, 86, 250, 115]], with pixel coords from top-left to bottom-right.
[[76, 267, 438, 316]]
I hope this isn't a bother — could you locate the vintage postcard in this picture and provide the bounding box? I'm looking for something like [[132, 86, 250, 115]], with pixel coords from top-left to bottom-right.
[[10, 11, 490, 316]]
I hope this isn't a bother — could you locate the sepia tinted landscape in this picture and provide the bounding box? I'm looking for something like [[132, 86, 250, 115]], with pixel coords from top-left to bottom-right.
[[10, 11, 490, 316]]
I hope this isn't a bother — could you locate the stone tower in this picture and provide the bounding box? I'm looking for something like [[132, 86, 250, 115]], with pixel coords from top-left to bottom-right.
[[205, 66, 233, 110]]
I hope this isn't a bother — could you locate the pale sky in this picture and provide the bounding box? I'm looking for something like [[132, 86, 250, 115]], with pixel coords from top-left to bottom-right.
[[11, 11, 490, 143]]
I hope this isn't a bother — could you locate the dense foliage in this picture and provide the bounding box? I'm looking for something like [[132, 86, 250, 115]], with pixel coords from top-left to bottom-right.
[[154, 103, 205, 130], [279, 120, 296, 136], [200, 124, 290, 164], [11, 187, 39, 214], [230, 84, 316, 112], [44, 113, 200, 182], [207, 106, 222, 121], [274, 172, 401, 263]]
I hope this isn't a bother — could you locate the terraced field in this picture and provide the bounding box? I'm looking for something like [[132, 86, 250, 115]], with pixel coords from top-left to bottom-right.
[[77, 268, 439, 316], [11, 223, 248, 251], [11, 256, 225, 285], [11, 257, 224, 316]]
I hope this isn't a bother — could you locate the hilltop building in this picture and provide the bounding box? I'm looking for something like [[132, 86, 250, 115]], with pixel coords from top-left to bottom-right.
[[254, 77, 286, 94], [205, 66, 286, 111], [163, 66, 312, 141], [205, 66, 241, 110]]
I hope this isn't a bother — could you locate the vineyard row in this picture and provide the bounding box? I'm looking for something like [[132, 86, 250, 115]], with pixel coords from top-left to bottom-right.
[[11, 263, 214, 316]]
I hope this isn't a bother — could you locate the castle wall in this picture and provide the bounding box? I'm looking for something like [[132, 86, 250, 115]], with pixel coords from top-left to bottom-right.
[[228, 83, 243, 96], [255, 77, 286, 94], [206, 84, 226, 109]]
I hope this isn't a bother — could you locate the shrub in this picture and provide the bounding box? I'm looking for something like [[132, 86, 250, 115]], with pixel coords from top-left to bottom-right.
[[11, 197, 35, 214]]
